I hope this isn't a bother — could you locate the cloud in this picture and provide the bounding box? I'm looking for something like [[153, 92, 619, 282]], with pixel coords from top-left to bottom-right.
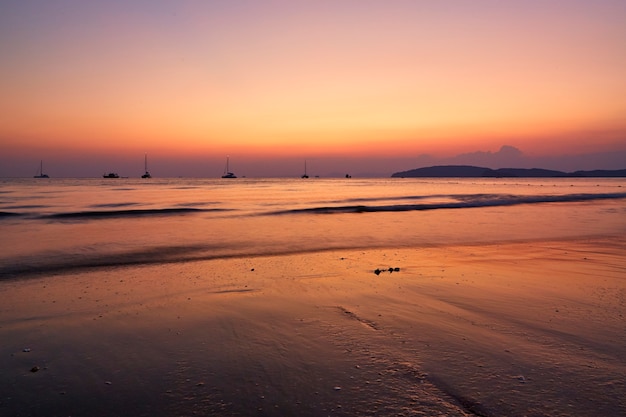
[[449, 145, 525, 168]]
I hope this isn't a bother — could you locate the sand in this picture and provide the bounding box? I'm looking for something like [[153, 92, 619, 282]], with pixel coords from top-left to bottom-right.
[[1, 237, 625, 416]]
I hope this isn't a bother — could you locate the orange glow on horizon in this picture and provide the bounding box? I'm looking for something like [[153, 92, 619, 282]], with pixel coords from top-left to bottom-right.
[[1, 1, 625, 176]]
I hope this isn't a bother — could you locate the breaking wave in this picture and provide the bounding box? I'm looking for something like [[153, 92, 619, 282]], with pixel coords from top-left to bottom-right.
[[40, 207, 227, 220], [269, 192, 626, 215], [0, 242, 358, 280]]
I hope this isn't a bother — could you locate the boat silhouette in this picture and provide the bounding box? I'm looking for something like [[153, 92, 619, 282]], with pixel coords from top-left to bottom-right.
[[34, 160, 49, 178], [142, 153, 151, 178], [301, 160, 309, 178], [221, 156, 237, 178]]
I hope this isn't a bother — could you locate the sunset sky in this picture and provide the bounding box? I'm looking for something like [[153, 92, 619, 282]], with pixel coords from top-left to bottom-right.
[[1, 0, 625, 177]]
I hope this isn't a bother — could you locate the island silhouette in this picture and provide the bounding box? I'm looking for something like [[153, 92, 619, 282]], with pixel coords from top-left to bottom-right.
[[391, 165, 626, 178]]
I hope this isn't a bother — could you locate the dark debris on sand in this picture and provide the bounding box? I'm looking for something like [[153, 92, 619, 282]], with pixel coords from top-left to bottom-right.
[[374, 267, 401, 275]]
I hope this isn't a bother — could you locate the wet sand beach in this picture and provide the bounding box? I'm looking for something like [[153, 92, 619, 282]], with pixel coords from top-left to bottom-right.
[[1, 237, 624, 416]]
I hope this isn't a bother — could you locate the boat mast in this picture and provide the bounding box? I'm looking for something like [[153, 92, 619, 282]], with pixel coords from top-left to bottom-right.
[[34, 160, 49, 178], [302, 160, 309, 178], [141, 153, 151, 178]]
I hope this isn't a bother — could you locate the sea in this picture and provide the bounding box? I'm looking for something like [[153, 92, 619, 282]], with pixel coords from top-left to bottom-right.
[[1, 177, 625, 279]]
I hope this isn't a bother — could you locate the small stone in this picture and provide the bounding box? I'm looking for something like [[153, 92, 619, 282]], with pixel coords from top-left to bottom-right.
[[104, 381, 112, 385], [23, 348, 31, 353], [374, 269, 381, 275], [30, 366, 40, 373], [333, 386, 342, 391]]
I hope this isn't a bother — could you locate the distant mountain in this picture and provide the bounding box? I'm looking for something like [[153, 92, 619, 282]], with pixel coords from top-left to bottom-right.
[[568, 169, 626, 177], [391, 165, 626, 178]]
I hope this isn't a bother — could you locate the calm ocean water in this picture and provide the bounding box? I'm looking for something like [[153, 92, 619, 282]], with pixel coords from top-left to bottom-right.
[[1, 177, 625, 279]]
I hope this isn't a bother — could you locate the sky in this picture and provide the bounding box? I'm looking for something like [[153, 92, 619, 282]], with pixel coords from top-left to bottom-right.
[[1, 0, 625, 177]]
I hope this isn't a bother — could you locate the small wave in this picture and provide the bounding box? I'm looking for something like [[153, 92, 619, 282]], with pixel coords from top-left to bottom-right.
[[269, 192, 626, 215], [3, 204, 49, 209], [0, 244, 221, 279], [0, 211, 24, 218], [172, 201, 220, 208], [326, 195, 439, 204], [40, 207, 225, 220], [0, 243, 338, 280], [89, 202, 139, 208]]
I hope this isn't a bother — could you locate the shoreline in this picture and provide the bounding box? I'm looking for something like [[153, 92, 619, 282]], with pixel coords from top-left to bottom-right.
[[1, 236, 625, 416], [2, 233, 624, 283]]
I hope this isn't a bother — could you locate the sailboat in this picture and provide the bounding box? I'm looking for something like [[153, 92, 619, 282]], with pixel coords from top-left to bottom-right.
[[141, 153, 151, 178], [221, 156, 237, 178], [301, 160, 309, 178], [34, 160, 49, 178]]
